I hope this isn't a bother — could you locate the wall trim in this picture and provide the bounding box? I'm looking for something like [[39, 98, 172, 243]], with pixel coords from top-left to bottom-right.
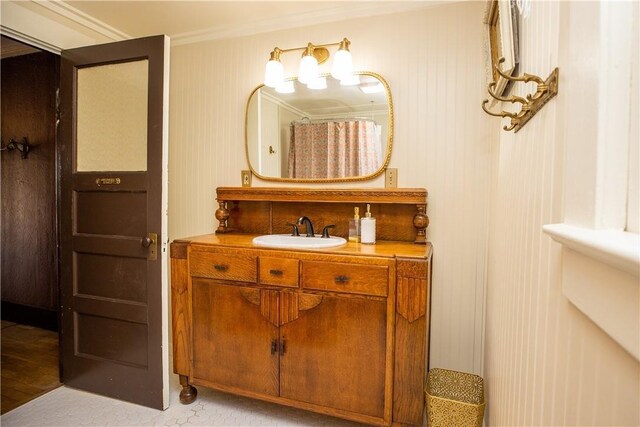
[[34, 0, 130, 42], [0, 25, 61, 54], [171, 2, 448, 46]]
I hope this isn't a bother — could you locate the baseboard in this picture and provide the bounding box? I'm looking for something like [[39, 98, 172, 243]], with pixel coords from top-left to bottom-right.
[[1, 301, 58, 331]]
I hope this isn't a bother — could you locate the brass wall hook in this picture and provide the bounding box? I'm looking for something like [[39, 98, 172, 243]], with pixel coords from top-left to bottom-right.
[[482, 57, 559, 133]]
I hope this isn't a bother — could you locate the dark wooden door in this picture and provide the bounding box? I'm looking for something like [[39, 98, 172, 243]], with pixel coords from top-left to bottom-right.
[[191, 280, 280, 396], [59, 36, 169, 409], [280, 294, 388, 419]]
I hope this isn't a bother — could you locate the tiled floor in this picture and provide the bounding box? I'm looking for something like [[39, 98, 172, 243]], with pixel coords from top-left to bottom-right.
[[1, 374, 364, 426]]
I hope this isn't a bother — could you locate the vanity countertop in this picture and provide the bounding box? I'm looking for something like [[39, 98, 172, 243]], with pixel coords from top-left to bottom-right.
[[172, 233, 432, 260]]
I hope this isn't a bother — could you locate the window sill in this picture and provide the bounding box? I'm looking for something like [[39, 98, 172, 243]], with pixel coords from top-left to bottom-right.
[[542, 223, 639, 277], [543, 223, 639, 361]]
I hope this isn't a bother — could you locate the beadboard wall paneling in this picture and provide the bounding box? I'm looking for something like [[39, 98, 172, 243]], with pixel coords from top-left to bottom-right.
[[483, 1, 640, 425], [169, 1, 494, 374]]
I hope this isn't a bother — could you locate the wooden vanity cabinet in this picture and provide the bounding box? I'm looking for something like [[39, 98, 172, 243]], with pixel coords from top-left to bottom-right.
[[171, 188, 432, 427]]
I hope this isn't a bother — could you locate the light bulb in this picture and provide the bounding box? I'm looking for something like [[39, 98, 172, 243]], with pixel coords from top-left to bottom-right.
[[275, 80, 295, 94], [264, 59, 284, 88], [298, 54, 318, 84], [331, 48, 353, 80], [307, 76, 327, 90]]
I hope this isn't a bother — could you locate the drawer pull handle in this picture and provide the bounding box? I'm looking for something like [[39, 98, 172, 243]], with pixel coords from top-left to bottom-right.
[[214, 264, 228, 272], [271, 339, 278, 355], [334, 275, 350, 283], [269, 269, 283, 276]]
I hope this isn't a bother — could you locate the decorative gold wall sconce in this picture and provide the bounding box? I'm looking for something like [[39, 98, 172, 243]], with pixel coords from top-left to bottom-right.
[[482, 58, 559, 132]]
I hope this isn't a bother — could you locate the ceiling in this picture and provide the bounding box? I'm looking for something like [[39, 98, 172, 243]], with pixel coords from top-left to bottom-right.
[[60, 1, 450, 44]]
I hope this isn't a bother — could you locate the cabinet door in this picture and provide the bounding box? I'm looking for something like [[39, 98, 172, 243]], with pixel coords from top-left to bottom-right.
[[279, 293, 387, 419], [191, 279, 279, 396]]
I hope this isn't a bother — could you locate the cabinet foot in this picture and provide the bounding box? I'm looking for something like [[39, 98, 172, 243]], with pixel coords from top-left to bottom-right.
[[179, 375, 197, 404]]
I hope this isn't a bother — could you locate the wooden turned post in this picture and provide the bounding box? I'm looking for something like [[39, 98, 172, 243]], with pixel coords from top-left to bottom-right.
[[413, 204, 429, 244], [215, 200, 229, 233], [179, 375, 197, 404]]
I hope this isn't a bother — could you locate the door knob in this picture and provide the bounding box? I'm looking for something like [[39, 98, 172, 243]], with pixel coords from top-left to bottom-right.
[[142, 233, 158, 261]]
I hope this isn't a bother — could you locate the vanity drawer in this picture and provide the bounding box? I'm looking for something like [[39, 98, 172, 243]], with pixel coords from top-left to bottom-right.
[[259, 257, 299, 287], [190, 251, 257, 283], [301, 261, 388, 297]]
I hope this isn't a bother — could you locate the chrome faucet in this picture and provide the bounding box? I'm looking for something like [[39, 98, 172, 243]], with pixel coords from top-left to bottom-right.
[[296, 216, 315, 237]]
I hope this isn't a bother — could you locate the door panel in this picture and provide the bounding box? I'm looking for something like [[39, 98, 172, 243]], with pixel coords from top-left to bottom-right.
[[191, 279, 280, 396], [60, 35, 169, 409], [280, 294, 387, 418], [74, 190, 147, 236]]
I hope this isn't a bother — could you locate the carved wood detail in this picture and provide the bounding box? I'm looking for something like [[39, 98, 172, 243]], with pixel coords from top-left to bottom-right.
[[413, 204, 429, 245], [217, 187, 427, 203], [396, 277, 427, 323], [397, 258, 429, 322], [215, 201, 229, 233], [397, 258, 428, 278], [239, 288, 261, 306], [260, 289, 280, 327], [299, 294, 324, 311], [279, 291, 299, 326]]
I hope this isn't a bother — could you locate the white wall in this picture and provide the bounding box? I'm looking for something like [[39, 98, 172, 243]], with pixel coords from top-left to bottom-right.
[[169, 1, 494, 374], [483, 1, 640, 425]]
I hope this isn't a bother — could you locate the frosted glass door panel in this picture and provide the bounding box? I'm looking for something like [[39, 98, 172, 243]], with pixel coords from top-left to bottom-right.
[[76, 60, 148, 172]]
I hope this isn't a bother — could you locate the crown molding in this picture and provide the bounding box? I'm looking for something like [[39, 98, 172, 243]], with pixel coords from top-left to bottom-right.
[[171, 1, 448, 46], [33, 0, 131, 42]]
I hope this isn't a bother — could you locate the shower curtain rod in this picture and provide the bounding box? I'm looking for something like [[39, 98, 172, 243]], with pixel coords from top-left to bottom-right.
[[292, 117, 378, 125]]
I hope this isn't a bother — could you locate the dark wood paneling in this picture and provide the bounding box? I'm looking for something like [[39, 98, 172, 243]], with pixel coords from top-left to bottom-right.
[[1, 51, 59, 311]]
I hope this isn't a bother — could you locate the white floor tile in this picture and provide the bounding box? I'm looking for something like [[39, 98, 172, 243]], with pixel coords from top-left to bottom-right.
[[1, 375, 365, 427]]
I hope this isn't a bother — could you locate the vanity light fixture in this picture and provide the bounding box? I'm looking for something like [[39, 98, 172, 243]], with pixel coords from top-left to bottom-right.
[[307, 76, 327, 90], [263, 38, 353, 88], [275, 80, 295, 94]]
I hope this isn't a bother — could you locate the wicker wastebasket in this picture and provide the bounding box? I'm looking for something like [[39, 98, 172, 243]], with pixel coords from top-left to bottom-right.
[[425, 368, 485, 427]]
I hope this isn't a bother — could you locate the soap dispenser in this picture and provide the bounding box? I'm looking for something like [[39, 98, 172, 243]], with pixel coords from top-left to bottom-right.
[[348, 207, 361, 243], [360, 204, 376, 244]]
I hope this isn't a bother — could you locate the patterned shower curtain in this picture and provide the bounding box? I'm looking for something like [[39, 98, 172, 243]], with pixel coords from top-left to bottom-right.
[[287, 120, 381, 179]]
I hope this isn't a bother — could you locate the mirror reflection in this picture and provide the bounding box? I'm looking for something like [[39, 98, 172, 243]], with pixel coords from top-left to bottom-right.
[[246, 72, 392, 181]]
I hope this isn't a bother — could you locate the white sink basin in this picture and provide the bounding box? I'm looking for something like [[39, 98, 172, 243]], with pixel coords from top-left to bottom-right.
[[252, 234, 347, 249]]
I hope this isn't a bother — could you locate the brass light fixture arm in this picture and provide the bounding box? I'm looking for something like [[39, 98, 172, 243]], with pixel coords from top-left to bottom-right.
[[269, 38, 350, 64], [481, 57, 559, 133]]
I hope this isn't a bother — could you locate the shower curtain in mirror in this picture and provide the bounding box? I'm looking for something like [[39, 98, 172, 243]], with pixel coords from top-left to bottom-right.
[[288, 119, 381, 179]]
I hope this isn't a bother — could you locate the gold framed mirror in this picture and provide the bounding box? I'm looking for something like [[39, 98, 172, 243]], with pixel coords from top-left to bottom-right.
[[245, 71, 393, 183]]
